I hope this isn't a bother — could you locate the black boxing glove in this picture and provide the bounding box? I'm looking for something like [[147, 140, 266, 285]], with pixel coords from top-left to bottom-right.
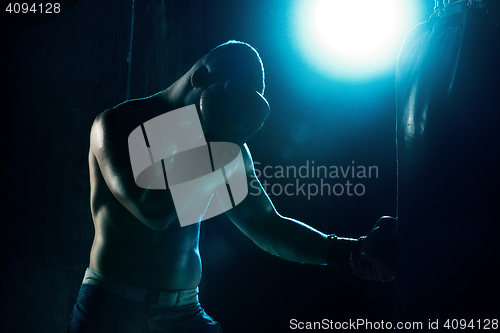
[[327, 216, 397, 282], [197, 79, 270, 145]]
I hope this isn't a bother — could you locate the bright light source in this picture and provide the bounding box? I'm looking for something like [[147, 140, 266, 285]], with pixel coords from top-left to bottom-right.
[[290, 0, 418, 81], [315, 0, 396, 55]]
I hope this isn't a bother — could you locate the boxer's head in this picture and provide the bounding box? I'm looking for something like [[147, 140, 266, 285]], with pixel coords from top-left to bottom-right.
[[190, 40, 265, 95], [208, 41, 265, 95], [180, 41, 269, 145]]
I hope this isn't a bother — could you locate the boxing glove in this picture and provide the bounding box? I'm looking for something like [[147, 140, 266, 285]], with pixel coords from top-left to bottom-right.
[[327, 216, 397, 282], [197, 79, 270, 145]]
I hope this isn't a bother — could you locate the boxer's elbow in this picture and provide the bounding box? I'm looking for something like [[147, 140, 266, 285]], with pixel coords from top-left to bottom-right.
[[256, 240, 280, 257], [258, 239, 295, 261], [260, 239, 293, 261], [253, 214, 288, 258]]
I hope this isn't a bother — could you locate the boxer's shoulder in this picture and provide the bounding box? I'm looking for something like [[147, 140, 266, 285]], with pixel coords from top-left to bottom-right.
[[93, 95, 164, 143], [104, 97, 157, 123]]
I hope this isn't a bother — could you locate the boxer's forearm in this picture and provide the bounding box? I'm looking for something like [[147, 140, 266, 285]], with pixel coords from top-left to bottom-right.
[[226, 174, 331, 264], [258, 214, 331, 265]]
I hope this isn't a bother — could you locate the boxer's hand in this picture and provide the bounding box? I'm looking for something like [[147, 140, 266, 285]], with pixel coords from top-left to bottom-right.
[[351, 216, 397, 282], [327, 216, 396, 282], [198, 79, 270, 145]]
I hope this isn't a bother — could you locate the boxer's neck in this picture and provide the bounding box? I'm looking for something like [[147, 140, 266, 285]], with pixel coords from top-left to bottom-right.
[[159, 73, 203, 112]]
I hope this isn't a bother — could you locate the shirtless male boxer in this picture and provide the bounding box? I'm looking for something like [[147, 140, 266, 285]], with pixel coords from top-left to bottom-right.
[[67, 41, 396, 333]]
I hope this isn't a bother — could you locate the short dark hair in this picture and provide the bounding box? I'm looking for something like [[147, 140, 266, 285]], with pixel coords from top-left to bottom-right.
[[208, 40, 265, 94]]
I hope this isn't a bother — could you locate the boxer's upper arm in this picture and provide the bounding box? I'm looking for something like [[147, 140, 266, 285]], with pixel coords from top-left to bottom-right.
[[224, 144, 282, 253], [90, 110, 177, 230]]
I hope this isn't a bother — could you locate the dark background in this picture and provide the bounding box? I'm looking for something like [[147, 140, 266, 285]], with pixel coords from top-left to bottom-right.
[[1, 1, 434, 332]]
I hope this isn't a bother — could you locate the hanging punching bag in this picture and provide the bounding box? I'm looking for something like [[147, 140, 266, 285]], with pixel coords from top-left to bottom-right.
[[395, 0, 500, 324]]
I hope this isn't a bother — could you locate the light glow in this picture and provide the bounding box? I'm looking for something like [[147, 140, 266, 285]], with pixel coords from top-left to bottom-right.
[[289, 0, 420, 80], [315, 0, 396, 55]]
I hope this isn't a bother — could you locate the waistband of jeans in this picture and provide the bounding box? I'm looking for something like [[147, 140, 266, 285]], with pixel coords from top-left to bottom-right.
[[81, 268, 199, 307]]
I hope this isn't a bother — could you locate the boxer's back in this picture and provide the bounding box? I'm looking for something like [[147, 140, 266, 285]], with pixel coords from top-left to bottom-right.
[[88, 95, 202, 292]]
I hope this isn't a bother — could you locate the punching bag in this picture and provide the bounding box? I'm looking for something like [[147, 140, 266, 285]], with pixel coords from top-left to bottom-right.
[[395, 0, 500, 325]]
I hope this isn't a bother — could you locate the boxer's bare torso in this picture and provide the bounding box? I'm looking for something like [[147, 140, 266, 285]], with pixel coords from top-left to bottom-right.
[[88, 94, 202, 292], [87, 89, 336, 296]]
